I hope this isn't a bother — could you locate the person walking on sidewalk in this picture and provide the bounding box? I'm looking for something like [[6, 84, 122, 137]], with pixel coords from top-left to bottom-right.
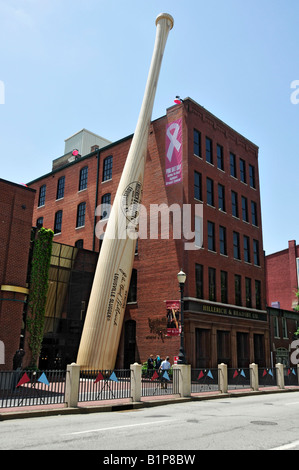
[[159, 356, 171, 389]]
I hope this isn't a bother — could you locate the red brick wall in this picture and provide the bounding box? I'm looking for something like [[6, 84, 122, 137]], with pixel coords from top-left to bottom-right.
[[185, 99, 265, 310], [266, 240, 299, 310], [0, 179, 35, 370]]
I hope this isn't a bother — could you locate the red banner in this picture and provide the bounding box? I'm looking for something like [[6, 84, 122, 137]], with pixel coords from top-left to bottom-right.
[[166, 300, 181, 336]]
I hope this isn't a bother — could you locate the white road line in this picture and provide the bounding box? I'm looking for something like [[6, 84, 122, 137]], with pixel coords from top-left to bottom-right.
[[271, 440, 299, 450], [64, 419, 176, 436]]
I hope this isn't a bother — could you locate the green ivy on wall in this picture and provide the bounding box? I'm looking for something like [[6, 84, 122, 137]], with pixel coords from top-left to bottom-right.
[[26, 227, 53, 369]]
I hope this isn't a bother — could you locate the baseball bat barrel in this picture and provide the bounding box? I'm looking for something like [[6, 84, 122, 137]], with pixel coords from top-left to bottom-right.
[[76, 13, 174, 370]]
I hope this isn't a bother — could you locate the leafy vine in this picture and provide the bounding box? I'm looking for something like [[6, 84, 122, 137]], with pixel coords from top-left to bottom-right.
[[26, 227, 53, 368]]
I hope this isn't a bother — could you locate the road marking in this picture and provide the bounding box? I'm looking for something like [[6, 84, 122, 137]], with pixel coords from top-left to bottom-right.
[[271, 440, 299, 450], [64, 419, 176, 436]]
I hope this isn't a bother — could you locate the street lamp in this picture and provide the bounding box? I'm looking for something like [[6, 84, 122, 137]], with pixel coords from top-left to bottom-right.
[[177, 269, 186, 364]]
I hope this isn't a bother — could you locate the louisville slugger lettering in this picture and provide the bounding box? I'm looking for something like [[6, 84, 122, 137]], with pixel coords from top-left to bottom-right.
[[76, 13, 174, 370]]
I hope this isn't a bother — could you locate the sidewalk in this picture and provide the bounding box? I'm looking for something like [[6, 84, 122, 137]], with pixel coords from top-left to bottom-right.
[[1, 386, 299, 421]]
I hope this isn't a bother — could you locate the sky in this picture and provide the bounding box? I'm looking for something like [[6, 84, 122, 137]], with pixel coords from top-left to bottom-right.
[[0, 0, 298, 256]]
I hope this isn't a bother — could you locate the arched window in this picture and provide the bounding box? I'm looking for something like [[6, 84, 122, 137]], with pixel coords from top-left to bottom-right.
[[38, 184, 46, 207], [101, 193, 111, 219], [75, 239, 84, 249], [103, 155, 113, 181], [76, 202, 86, 227], [54, 210, 62, 234], [79, 166, 88, 191]]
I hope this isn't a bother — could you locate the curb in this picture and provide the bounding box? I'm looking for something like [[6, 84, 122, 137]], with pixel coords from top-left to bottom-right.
[[1, 388, 298, 421]]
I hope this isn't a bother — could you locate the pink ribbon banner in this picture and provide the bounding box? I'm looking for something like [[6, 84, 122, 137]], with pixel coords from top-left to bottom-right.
[[165, 118, 182, 186]]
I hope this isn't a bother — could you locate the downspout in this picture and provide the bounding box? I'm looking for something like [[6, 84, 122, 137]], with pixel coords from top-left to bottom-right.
[[92, 149, 100, 251]]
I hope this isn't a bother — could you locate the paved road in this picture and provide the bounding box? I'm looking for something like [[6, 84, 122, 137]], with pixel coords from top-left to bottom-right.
[[1, 392, 299, 451]]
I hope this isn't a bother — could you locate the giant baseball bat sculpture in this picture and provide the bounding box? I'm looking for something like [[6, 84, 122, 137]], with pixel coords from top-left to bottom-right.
[[77, 13, 174, 370]]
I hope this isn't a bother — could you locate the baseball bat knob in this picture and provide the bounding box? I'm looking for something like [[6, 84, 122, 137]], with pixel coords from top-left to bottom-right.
[[156, 12, 174, 29]]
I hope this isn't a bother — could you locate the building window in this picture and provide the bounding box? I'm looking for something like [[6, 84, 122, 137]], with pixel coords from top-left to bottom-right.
[[230, 152, 237, 178], [195, 264, 203, 299], [127, 269, 137, 303], [217, 144, 224, 170], [54, 210, 62, 234], [208, 221, 215, 252], [245, 277, 252, 308], [194, 129, 201, 157], [38, 184, 46, 207], [36, 217, 43, 228], [76, 202, 86, 227], [253, 239, 260, 266], [194, 171, 202, 200], [251, 201, 258, 226], [75, 239, 84, 249], [56, 176, 65, 200], [218, 184, 225, 211], [207, 177, 214, 206], [249, 164, 256, 188], [221, 270, 228, 303], [282, 317, 288, 338], [79, 166, 88, 191], [208, 267, 216, 301], [243, 235, 251, 263], [233, 231, 240, 260], [240, 159, 246, 183], [219, 226, 227, 255], [241, 196, 248, 222], [274, 315, 279, 337], [205, 137, 213, 164], [101, 193, 111, 219], [103, 155, 113, 181], [235, 274, 242, 306], [231, 191, 239, 218], [255, 280, 262, 310]]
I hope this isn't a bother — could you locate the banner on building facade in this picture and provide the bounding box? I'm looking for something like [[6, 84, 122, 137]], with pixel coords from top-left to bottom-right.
[[165, 118, 182, 186], [166, 300, 181, 336]]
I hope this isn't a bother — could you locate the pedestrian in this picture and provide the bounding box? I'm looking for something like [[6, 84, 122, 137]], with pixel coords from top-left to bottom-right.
[[154, 354, 161, 370], [147, 354, 154, 377], [159, 356, 171, 389]]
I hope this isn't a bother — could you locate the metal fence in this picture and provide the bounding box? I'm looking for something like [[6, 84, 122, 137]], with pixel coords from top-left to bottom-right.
[[284, 367, 298, 386], [78, 369, 131, 402], [0, 370, 66, 408], [141, 368, 179, 397], [191, 368, 219, 393], [228, 368, 251, 389], [258, 367, 277, 387]]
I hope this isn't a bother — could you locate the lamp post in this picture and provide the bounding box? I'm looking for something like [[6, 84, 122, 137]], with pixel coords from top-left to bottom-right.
[[177, 269, 186, 364]]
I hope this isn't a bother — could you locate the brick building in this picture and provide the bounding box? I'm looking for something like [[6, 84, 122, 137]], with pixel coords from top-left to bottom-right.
[[266, 240, 299, 311], [265, 240, 299, 368], [27, 98, 270, 369], [0, 179, 36, 370]]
